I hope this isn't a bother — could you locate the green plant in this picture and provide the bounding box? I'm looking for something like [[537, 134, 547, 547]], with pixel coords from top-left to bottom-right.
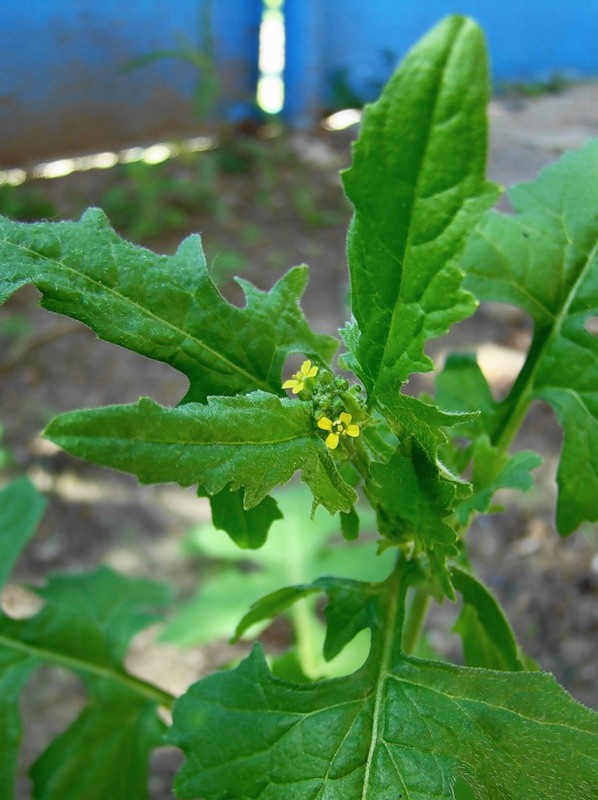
[[162, 485, 394, 678], [0, 184, 55, 223], [0, 14, 597, 799], [99, 156, 228, 241]]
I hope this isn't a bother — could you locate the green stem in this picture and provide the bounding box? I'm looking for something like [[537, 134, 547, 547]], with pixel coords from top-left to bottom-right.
[[401, 585, 432, 655], [290, 596, 322, 678], [491, 325, 551, 455], [0, 633, 175, 708], [348, 435, 373, 481]]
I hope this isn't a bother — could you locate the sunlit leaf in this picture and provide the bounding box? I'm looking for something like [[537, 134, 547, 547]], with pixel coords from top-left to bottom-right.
[[0, 209, 337, 403], [463, 138, 598, 533], [44, 392, 356, 514], [171, 566, 598, 799], [0, 568, 171, 798]]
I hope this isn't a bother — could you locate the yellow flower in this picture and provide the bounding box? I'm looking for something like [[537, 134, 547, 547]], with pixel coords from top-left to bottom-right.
[[282, 360, 318, 394], [317, 412, 360, 449]]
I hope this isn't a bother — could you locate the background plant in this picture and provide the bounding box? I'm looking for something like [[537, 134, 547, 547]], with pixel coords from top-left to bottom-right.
[[0, 14, 596, 800]]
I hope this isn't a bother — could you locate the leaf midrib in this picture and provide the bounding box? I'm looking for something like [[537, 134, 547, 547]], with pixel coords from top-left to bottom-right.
[[4, 237, 273, 394], [371, 24, 465, 397], [0, 631, 174, 707], [361, 568, 403, 799], [493, 232, 598, 453]]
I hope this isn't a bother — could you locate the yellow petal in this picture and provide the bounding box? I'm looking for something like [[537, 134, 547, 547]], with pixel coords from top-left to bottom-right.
[[292, 381, 304, 394], [300, 360, 312, 375], [339, 411, 352, 425], [317, 416, 333, 431], [345, 424, 360, 438], [282, 379, 297, 389], [325, 432, 339, 449], [306, 365, 318, 378]]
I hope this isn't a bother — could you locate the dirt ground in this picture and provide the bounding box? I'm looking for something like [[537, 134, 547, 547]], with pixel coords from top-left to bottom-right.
[[1, 85, 598, 797]]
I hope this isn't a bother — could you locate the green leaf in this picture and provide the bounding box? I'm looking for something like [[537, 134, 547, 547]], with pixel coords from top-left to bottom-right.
[[233, 584, 321, 641], [0, 568, 172, 798], [455, 437, 542, 525], [340, 507, 359, 541], [44, 392, 356, 514], [366, 439, 460, 595], [435, 352, 498, 438], [463, 138, 598, 534], [339, 15, 496, 565], [0, 650, 37, 797], [451, 567, 528, 671], [0, 209, 337, 402], [29, 683, 165, 800], [161, 485, 394, 650], [208, 488, 282, 549], [0, 478, 46, 795], [342, 15, 498, 404], [432, 355, 542, 524], [170, 565, 598, 800], [0, 477, 47, 590]]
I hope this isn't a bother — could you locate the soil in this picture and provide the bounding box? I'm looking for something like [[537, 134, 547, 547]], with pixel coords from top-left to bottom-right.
[[1, 85, 597, 798]]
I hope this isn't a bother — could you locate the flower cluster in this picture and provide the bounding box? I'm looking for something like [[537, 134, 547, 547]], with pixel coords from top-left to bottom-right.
[[282, 359, 363, 450]]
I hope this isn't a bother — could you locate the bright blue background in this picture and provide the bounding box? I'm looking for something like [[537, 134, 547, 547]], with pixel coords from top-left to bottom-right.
[[284, 1, 598, 125], [2, 1, 598, 156]]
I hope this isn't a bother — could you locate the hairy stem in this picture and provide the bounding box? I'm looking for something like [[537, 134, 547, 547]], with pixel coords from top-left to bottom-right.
[[491, 325, 551, 455], [401, 585, 432, 655]]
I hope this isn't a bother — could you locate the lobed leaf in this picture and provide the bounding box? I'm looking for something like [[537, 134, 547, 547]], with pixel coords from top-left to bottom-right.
[[366, 439, 461, 594], [0, 567, 171, 798], [162, 485, 393, 648], [339, 15, 497, 573], [455, 438, 542, 526], [207, 488, 283, 549], [170, 566, 598, 800], [342, 15, 498, 405], [0, 477, 47, 590], [451, 567, 529, 671], [0, 209, 336, 403], [463, 138, 598, 533], [44, 392, 357, 514]]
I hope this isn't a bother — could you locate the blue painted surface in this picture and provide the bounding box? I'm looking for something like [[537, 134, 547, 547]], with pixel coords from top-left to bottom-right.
[[0, 1, 262, 163], [4, 1, 598, 157], [284, 1, 598, 126]]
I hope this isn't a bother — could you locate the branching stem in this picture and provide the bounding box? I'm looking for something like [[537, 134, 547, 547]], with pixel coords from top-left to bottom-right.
[[491, 326, 550, 456]]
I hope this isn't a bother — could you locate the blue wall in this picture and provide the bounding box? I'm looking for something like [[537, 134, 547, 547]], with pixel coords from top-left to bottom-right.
[[2, 1, 598, 160], [284, 1, 598, 126], [0, 1, 262, 164]]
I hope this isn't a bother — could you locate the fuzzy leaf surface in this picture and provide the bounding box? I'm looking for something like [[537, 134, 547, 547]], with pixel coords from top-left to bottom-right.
[[0, 567, 170, 799], [366, 439, 461, 595], [44, 392, 356, 514], [463, 139, 598, 533], [0, 209, 336, 402], [342, 15, 497, 405], [208, 488, 282, 549], [451, 567, 528, 671], [0, 477, 47, 590], [170, 569, 598, 800]]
